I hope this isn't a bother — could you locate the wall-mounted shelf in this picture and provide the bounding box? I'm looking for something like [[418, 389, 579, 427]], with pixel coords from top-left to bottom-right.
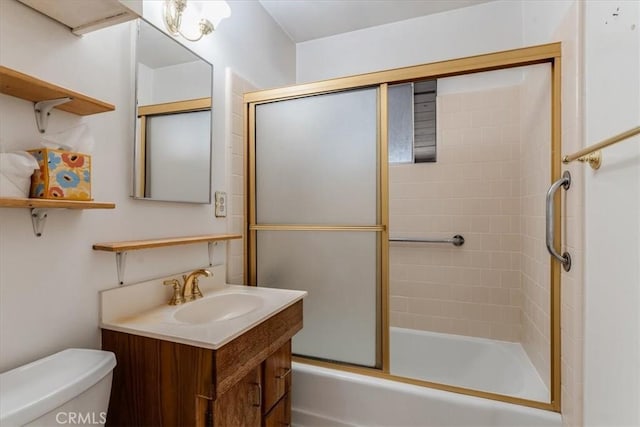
[[17, 0, 140, 36], [0, 198, 115, 209], [0, 65, 115, 132], [0, 197, 116, 237], [93, 234, 242, 285]]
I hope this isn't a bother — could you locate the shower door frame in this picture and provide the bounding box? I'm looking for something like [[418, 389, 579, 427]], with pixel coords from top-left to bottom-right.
[[244, 42, 563, 412]]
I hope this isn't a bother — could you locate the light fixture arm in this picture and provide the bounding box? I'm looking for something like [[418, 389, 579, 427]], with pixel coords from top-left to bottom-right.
[[163, 0, 216, 42], [163, 0, 186, 36]]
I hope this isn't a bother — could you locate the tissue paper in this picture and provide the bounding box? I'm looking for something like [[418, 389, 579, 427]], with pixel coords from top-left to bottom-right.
[[42, 124, 95, 154], [0, 151, 40, 198], [28, 149, 91, 200]]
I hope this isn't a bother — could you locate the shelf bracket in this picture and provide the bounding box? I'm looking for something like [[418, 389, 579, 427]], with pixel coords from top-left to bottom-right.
[[116, 251, 127, 285], [207, 242, 217, 267], [30, 208, 48, 237], [34, 97, 72, 133]]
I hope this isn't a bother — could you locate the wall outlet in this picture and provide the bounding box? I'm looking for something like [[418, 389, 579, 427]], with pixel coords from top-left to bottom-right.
[[214, 191, 227, 217]]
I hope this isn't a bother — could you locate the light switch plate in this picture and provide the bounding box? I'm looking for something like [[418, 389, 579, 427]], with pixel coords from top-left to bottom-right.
[[214, 191, 227, 217]]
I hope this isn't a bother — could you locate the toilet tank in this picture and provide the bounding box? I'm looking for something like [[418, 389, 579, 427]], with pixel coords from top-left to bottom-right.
[[0, 349, 116, 426]]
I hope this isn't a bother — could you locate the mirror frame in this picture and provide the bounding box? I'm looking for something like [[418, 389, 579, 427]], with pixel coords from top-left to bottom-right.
[[131, 17, 213, 204]]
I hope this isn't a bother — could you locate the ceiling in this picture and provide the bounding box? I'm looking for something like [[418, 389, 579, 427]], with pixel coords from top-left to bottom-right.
[[258, 0, 496, 43]]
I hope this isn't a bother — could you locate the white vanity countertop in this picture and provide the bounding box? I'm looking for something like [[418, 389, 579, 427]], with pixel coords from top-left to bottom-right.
[[100, 266, 307, 350]]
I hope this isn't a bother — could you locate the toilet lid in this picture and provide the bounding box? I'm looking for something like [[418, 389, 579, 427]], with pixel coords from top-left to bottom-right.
[[0, 348, 116, 426]]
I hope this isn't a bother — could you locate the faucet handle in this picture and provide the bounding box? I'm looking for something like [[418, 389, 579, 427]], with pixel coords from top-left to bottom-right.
[[191, 277, 203, 299], [163, 279, 185, 305]]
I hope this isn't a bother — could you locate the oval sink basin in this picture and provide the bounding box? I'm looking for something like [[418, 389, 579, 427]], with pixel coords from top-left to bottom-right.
[[173, 293, 264, 324]]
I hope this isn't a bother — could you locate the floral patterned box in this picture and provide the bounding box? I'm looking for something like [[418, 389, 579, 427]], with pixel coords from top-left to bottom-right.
[[28, 149, 91, 200]]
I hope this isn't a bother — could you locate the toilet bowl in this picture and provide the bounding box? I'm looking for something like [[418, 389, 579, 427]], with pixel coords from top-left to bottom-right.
[[0, 349, 116, 426]]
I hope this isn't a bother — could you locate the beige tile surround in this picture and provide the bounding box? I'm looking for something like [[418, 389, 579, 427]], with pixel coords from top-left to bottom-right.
[[390, 84, 525, 343], [390, 74, 555, 390]]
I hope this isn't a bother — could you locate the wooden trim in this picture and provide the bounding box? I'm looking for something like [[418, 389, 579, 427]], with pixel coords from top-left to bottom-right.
[[0, 197, 115, 209], [550, 55, 562, 412], [92, 234, 242, 252], [137, 97, 212, 117], [244, 43, 561, 104], [292, 357, 557, 412], [250, 225, 385, 232], [0, 65, 114, 115]]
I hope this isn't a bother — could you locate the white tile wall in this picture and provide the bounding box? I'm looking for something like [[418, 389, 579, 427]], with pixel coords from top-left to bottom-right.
[[226, 69, 256, 284]]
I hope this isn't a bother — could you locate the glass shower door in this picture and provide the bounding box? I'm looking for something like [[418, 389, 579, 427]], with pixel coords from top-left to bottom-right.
[[252, 87, 381, 367]]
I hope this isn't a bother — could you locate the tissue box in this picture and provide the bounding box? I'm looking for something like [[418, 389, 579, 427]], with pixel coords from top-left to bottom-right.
[[28, 149, 91, 200]]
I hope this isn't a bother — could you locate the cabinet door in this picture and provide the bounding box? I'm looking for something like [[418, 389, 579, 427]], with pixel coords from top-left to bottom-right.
[[262, 341, 292, 414], [213, 366, 262, 426], [263, 393, 290, 427]]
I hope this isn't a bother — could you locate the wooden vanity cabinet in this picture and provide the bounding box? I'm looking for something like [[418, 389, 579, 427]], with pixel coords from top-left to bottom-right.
[[102, 300, 302, 427], [213, 366, 262, 426], [263, 394, 290, 427], [262, 341, 292, 423]]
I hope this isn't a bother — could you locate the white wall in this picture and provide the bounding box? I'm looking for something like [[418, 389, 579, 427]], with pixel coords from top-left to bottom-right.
[[0, 0, 295, 371], [296, 0, 523, 84], [583, 1, 640, 426]]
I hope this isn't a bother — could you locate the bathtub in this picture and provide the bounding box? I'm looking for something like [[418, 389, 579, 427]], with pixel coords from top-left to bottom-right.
[[291, 328, 561, 427], [390, 327, 549, 401]]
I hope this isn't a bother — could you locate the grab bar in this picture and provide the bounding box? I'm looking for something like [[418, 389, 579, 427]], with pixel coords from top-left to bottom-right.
[[545, 171, 572, 271], [389, 235, 465, 247]]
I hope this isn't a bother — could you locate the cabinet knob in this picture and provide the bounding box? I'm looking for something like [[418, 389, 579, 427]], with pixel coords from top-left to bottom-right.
[[276, 368, 291, 380], [252, 382, 262, 407]]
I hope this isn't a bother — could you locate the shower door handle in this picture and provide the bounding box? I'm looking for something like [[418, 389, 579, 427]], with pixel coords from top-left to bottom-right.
[[545, 171, 572, 272]]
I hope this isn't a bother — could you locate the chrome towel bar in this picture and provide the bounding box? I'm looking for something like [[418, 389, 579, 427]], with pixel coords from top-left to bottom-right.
[[545, 171, 572, 271], [389, 235, 465, 247]]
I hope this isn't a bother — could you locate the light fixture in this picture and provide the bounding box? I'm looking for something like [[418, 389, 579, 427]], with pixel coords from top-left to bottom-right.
[[163, 0, 231, 42]]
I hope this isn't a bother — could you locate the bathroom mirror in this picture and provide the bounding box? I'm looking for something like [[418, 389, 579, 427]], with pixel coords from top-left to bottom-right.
[[132, 18, 213, 203]]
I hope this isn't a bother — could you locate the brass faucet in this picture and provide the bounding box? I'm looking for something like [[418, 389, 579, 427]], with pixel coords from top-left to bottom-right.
[[163, 279, 185, 305], [163, 269, 212, 305], [182, 269, 212, 302]]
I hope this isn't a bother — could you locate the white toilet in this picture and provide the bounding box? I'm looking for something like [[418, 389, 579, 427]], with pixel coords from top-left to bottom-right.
[[0, 348, 116, 426]]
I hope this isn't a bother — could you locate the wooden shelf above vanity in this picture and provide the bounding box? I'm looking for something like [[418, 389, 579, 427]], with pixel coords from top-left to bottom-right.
[[0, 197, 115, 210], [93, 234, 243, 285], [93, 234, 242, 253], [0, 65, 115, 115]]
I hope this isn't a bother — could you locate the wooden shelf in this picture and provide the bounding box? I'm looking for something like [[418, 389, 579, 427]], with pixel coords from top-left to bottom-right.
[[0, 197, 115, 237], [17, 0, 140, 36], [0, 197, 115, 209], [93, 234, 242, 253], [0, 65, 115, 116], [93, 234, 243, 285]]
